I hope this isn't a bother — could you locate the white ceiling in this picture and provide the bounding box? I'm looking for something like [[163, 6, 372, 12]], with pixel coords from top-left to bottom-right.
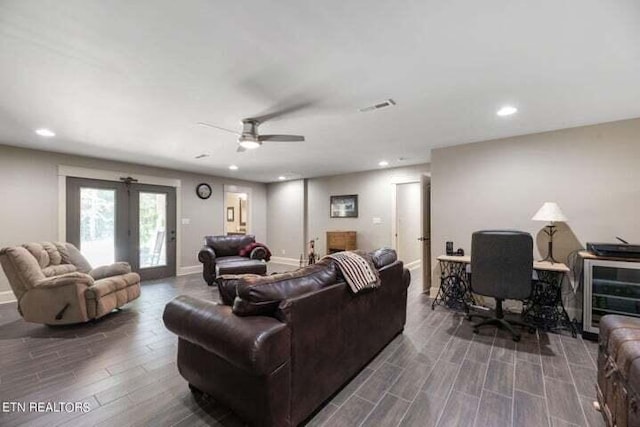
[[1, 0, 639, 182]]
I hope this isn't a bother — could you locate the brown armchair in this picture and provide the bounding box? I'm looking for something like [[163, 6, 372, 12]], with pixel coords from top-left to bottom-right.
[[198, 235, 270, 285], [0, 242, 141, 325]]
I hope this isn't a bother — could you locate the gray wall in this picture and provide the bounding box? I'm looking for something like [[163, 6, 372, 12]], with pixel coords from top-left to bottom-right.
[[307, 164, 430, 256], [0, 144, 267, 294], [266, 179, 305, 260], [266, 164, 431, 261], [431, 117, 640, 300]]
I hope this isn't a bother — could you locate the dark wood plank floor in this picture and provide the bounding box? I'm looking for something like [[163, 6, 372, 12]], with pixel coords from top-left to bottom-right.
[[0, 265, 605, 426]]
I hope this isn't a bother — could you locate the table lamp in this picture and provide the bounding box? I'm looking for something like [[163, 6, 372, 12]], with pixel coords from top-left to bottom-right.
[[532, 202, 567, 263]]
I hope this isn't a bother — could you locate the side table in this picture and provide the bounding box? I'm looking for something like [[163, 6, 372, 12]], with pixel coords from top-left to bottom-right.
[[432, 256, 475, 311], [522, 266, 577, 337]]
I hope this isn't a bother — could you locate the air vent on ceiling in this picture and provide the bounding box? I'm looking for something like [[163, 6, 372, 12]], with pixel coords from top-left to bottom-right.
[[359, 98, 396, 112]]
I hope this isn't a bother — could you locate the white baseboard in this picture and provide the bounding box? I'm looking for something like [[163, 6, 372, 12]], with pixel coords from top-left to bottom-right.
[[270, 256, 301, 267], [405, 260, 421, 271], [177, 265, 201, 276], [0, 290, 16, 304]]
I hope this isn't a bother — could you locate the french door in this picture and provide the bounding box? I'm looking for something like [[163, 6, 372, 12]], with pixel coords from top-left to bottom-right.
[[66, 177, 176, 280]]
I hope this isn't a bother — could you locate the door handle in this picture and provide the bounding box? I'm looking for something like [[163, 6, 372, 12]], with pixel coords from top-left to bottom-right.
[[417, 237, 430, 242]]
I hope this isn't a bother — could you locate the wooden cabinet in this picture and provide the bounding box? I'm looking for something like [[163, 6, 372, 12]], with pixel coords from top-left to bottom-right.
[[326, 231, 357, 254]]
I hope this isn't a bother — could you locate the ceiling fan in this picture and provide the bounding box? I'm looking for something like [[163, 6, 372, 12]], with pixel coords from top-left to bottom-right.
[[198, 118, 305, 152]]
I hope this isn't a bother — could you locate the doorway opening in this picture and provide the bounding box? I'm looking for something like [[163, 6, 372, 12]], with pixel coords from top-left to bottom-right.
[[392, 175, 431, 293], [224, 191, 249, 235]]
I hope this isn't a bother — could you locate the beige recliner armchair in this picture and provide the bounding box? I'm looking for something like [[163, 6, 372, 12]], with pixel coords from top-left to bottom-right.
[[0, 242, 141, 325]]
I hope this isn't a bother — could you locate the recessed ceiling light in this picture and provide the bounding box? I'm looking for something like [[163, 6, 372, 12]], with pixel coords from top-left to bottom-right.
[[278, 176, 286, 181], [496, 106, 518, 117], [35, 128, 55, 137], [229, 165, 238, 170], [378, 160, 389, 167]]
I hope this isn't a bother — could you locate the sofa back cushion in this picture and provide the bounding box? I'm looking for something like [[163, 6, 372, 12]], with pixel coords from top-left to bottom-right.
[[22, 242, 61, 268], [0, 246, 46, 296], [19, 242, 93, 272], [60, 243, 93, 273], [205, 235, 256, 257], [370, 247, 398, 269], [233, 258, 338, 316]]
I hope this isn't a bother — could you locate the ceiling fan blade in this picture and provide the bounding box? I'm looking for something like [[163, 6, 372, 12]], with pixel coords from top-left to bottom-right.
[[236, 145, 246, 153], [251, 100, 316, 123], [197, 122, 240, 135], [259, 134, 305, 142]]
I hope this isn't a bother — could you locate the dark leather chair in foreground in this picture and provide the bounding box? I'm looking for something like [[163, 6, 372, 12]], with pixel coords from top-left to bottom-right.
[[467, 230, 535, 341], [163, 248, 410, 427], [198, 234, 270, 285]]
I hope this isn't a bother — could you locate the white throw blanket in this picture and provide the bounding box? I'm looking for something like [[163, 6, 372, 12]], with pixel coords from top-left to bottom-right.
[[325, 251, 380, 293]]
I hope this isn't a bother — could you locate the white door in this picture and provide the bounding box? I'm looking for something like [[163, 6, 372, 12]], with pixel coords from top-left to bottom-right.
[[421, 175, 431, 292], [395, 182, 422, 266]]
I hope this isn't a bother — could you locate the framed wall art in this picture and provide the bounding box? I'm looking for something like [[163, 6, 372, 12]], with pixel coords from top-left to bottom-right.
[[330, 194, 358, 218]]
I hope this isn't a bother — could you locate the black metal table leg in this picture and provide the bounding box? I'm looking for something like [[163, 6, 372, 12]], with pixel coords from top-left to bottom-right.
[[522, 270, 577, 337], [432, 260, 475, 312]]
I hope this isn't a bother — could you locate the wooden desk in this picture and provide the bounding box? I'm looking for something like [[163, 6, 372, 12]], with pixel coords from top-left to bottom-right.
[[436, 255, 570, 273], [434, 255, 576, 336]]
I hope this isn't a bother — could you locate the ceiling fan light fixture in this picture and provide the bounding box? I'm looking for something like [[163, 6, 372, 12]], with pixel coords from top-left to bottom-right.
[[35, 128, 55, 137], [497, 105, 518, 116], [238, 137, 261, 150]]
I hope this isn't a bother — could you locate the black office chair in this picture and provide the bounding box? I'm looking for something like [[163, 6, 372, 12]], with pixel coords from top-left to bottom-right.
[[467, 230, 536, 342]]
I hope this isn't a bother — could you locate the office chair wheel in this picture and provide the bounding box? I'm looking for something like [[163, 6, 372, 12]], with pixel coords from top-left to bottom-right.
[[473, 328, 479, 334], [512, 335, 521, 342]]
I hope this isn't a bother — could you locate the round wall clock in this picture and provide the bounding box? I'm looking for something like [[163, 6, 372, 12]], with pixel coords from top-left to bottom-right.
[[196, 183, 212, 200]]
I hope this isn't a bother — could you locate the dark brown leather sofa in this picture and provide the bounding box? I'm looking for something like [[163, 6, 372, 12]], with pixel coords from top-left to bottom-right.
[[198, 234, 269, 285], [163, 248, 410, 427]]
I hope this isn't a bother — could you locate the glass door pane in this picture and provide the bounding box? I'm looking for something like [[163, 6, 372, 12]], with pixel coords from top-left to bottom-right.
[[139, 192, 167, 268], [80, 187, 116, 266]]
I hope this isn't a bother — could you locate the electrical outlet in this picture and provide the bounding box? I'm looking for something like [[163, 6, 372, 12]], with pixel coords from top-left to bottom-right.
[[181, 218, 190, 225], [281, 249, 286, 255]]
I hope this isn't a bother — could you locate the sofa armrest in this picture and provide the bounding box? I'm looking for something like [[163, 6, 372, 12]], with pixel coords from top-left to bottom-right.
[[198, 246, 217, 264], [89, 262, 131, 280], [34, 272, 94, 289], [249, 246, 268, 260], [22, 274, 93, 324], [163, 295, 290, 375]]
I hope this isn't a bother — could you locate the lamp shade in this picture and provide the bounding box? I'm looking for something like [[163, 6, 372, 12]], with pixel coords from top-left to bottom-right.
[[532, 202, 567, 222]]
